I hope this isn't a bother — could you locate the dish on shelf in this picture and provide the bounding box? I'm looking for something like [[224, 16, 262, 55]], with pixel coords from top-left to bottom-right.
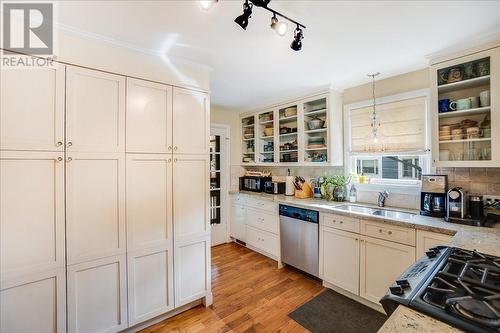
[[284, 107, 297, 117], [242, 157, 253, 163], [307, 144, 326, 149], [264, 127, 274, 136], [244, 133, 254, 139], [308, 136, 325, 144], [307, 118, 325, 130]]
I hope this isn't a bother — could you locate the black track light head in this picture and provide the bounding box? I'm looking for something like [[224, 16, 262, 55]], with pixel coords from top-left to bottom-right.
[[250, 0, 271, 8], [234, 0, 253, 30], [290, 26, 303, 51]]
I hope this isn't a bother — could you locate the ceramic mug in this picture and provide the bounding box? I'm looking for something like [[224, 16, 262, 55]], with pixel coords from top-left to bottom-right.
[[455, 98, 471, 110], [466, 127, 483, 139], [468, 96, 479, 109], [480, 90, 490, 107], [439, 99, 456, 112]]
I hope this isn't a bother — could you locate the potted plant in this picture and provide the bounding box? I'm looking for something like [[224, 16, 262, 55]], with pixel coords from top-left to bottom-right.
[[320, 175, 351, 202]]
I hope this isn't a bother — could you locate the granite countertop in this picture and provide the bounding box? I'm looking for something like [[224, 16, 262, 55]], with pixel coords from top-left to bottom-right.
[[230, 190, 500, 332]]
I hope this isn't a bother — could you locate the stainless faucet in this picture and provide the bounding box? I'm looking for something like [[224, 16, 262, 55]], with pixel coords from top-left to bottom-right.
[[378, 191, 389, 207]]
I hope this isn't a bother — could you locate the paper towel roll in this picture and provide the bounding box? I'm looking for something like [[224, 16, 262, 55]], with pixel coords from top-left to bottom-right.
[[285, 176, 295, 196]]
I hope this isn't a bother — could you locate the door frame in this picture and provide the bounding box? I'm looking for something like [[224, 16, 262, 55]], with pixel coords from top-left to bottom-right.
[[210, 123, 231, 245]]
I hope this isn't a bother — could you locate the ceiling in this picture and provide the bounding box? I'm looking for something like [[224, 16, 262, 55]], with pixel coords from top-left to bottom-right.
[[56, 1, 500, 110]]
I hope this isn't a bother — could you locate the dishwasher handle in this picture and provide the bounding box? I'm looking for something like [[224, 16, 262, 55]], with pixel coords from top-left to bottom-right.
[[279, 204, 319, 223]]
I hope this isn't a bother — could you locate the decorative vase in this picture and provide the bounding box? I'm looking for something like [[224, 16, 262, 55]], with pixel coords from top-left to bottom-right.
[[333, 186, 347, 202]]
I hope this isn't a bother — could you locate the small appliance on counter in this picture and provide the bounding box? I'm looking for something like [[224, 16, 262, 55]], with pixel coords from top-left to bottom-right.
[[239, 171, 272, 192], [381, 246, 500, 333], [444, 187, 486, 226], [264, 181, 285, 194], [420, 175, 447, 218]]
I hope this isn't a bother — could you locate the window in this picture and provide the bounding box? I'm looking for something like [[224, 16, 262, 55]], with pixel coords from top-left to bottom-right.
[[345, 90, 431, 186]]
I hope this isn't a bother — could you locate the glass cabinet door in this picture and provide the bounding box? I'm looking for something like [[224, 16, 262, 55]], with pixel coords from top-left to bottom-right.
[[209, 135, 221, 225], [278, 104, 299, 163], [257, 110, 275, 164], [436, 56, 492, 163], [241, 115, 255, 164], [303, 97, 328, 163]]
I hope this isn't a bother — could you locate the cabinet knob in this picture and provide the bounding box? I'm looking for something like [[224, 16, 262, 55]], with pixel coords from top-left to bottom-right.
[[66, 157, 72, 162], [174, 158, 178, 163], [168, 146, 172, 151], [168, 158, 172, 163], [355, 238, 359, 241], [174, 146, 178, 151], [56, 157, 63, 162], [332, 220, 336, 223], [379, 229, 383, 233], [56, 141, 63, 147], [67, 142, 73, 147], [388, 231, 393, 235], [339, 221, 344, 224]]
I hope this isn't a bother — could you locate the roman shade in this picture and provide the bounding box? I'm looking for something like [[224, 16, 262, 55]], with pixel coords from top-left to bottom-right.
[[350, 96, 426, 153]]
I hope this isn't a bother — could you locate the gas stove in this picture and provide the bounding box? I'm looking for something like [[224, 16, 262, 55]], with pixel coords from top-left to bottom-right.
[[381, 246, 500, 333]]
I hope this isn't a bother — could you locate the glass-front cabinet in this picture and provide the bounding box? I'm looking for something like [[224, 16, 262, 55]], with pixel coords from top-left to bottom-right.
[[240, 91, 343, 166], [431, 46, 499, 167]]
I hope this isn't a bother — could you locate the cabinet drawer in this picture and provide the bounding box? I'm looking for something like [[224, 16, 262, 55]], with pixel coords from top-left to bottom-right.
[[246, 226, 279, 257], [245, 209, 279, 234], [361, 220, 416, 246], [321, 213, 360, 233], [245, 198, 277, 213]]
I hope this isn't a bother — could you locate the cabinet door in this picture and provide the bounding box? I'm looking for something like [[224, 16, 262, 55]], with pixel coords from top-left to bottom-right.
[[320, 227, 360, 295], [126, 154, 172, 251], [172, 88, 209, 155], [173, 155, 209, 242], [127, 247, 173, 325], [416, 230, 452, 259], [1, 268, 66, 333], [66, 153, 126, 265], [67, 255, 127, 333], [174, 238, 210, 307], [230, 204, 246, 242], [126, 79, 173, 153], [0, 151, 65, 281], [66, 66, 125, 153], [360, 236, 415, 304], [0, 64, 65, 151]]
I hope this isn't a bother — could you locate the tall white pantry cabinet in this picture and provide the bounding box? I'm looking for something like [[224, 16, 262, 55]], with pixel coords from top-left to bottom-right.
[[0, 64, 211, 333]]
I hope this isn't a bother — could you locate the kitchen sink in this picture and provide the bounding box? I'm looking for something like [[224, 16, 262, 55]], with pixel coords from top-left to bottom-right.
[[335, 204, 416, 220]]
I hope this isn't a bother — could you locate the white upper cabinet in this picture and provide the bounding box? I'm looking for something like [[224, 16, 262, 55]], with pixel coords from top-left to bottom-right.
[[172, 88, 209, 155], [66, 153, 126, 265], [67, 255, 127, 333], [0, 151, 65, 281], [173, 155, 209, 242], [66, 66, 125, 153], [126, 154, 172, 251], [126, 79, 173, 153], [0, 64, 65, 151]]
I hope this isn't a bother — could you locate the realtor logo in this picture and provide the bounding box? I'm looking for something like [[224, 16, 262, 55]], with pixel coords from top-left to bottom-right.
[[2, 3, 53, 55]]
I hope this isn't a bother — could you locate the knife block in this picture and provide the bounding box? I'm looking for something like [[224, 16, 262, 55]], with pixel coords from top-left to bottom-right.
[[295, 182, 313, 199]]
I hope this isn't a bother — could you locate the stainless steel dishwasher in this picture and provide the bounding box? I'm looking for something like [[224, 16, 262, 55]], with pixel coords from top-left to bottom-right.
[[279, 204, 319, 277]]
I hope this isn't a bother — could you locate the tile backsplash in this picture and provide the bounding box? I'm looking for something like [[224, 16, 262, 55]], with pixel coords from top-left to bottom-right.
[[436, 168, 500, 195]]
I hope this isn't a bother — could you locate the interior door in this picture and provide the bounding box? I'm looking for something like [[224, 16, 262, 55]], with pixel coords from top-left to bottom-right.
[[126, 78, 173, 153], [210, 126, 229, 246], [66, 65, 125, 153], [0, 64, 65, 151], [172, 87, 209, 154], [66, 152, 126, 265]]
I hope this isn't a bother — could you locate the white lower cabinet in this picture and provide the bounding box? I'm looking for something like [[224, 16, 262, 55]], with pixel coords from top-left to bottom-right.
[[416, 230, 453, 259], [320, 226, 360, 295], [359, 236, 415, 304], [0, 268, 66, 333], [127, 248, 174, 325], [67, 255, 128, 333], [230, 204, 246, 242], [245, 226, 279, 257], [174, 238, 210, 307]]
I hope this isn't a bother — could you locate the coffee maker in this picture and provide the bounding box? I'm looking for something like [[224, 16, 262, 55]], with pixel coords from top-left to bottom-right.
[[420, 175, 447, 218]]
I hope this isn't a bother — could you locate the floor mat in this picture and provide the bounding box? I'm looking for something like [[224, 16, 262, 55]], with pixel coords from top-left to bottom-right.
[[289, 289, 387, 333]]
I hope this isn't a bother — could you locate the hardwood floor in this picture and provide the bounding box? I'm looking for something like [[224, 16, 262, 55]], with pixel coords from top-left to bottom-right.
[[141, 242, 324, 333]]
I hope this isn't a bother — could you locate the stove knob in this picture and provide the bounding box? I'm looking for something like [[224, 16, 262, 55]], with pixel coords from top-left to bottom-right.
[[389, 286, 404, 296], [426, 250, 437, 258], [396, 279, 410, 289], [429, 247, 441, 254]]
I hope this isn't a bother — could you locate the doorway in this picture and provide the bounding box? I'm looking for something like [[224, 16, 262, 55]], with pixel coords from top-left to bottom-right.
[[210, 124, 230, 246]]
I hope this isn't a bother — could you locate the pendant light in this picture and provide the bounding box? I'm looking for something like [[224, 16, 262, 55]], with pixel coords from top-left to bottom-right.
[[270, 14, 288, 36], [234, 0, 253, 30], [290, 26, 303, 51], [199, 0, 218, 10], [368, 72, 381, 143]]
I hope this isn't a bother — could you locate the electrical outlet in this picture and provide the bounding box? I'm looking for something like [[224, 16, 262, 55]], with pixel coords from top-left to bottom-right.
[[483, 195, 500, 208]]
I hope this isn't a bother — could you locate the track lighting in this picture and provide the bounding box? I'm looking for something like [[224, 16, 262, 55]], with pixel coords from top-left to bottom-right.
[[290, 26, 303, 51], [199, 0, 218, 10], [270, 14, 287, 36], [234, 0, 253, 30], [250, 0, 271, 8]]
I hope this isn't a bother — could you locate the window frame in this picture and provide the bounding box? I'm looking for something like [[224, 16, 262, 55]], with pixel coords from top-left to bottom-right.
[[344, 89, 432, 192]]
